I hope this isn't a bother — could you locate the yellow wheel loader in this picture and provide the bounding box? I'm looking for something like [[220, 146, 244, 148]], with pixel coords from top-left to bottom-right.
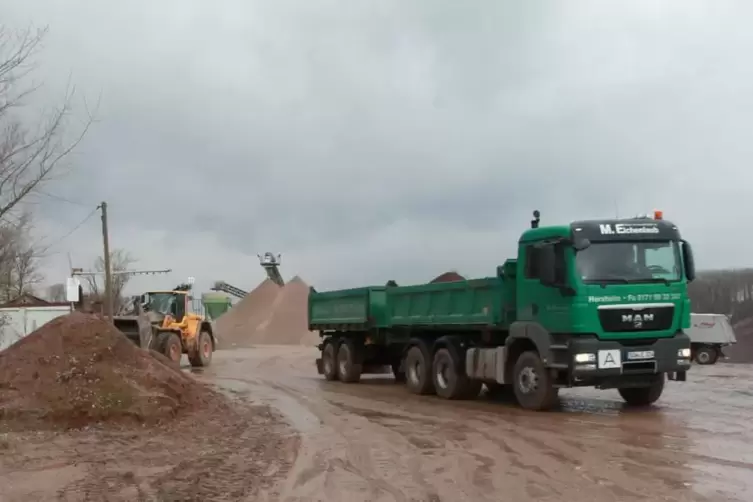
[[113, 286, 217, 367]]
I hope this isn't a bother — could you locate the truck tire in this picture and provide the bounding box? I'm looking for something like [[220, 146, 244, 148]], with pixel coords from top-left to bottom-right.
[[405, 344, 435, 395], [432, 348, 480, 400], [322, 340, 339, 381], [188, 330, 213, 368], [618, 374, 665, 406], [695, 346, 718, 365], [337, 339, 362, 383], [157, 332, 182, 367], [512, 351, 559, 411]]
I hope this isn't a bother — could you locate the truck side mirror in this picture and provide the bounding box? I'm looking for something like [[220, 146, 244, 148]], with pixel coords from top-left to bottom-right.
[[682, 240, 696, 282], [538, 244, 557, 286]]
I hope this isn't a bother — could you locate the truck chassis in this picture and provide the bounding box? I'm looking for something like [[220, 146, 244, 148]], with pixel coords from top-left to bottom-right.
[[316, 327, 690, 411]]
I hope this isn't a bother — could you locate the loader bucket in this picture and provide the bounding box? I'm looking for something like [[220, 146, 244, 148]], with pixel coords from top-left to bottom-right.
[[113, 313, 154, 350]]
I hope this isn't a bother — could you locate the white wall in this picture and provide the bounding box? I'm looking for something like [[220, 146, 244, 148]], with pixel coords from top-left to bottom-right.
[[0, 306, 71, 352]]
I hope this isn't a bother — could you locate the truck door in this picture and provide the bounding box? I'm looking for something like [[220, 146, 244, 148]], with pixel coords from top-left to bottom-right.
[[517, 240, 572, 331]]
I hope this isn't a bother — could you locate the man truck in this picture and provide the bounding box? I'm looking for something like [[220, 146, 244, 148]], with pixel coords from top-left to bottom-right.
[[309, 210, 695, 411]]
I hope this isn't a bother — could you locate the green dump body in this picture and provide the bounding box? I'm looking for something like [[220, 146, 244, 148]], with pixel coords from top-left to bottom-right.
[[201, 292, 232, 321], [309, 271, 516, 331]]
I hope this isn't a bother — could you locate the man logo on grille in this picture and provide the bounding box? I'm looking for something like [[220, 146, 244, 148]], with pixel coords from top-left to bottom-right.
[[622, 313, 654, 328]]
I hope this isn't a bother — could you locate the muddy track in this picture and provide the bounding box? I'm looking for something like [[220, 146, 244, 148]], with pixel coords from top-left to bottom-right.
[[0, 400, 298, 502], [198, 347, 753, 502]]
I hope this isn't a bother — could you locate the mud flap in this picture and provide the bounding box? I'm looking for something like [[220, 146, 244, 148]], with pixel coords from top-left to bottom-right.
[[362, 364, 391, 375], [668, 371, 687, 382], [316, 358, 324, 375]]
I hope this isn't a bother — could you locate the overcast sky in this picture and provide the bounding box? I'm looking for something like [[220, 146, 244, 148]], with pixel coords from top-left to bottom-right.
[[2, 0, 752, 296]]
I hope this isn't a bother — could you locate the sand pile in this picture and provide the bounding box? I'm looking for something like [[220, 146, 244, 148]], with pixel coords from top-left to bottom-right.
[[0, 312, 221, 427], [216, 276, 319, 348]]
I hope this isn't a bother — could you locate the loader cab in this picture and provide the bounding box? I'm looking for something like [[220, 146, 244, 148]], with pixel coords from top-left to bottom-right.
[[141, 290, 188, 322]]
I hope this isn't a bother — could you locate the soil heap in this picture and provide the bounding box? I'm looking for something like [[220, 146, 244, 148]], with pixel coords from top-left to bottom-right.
[[215, 276, 319, 348], [0, 312, 221, 427], [430, 271, 466, 283]]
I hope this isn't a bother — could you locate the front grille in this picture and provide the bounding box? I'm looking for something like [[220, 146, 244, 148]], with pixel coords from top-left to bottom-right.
[[598, 305, 674, 332]]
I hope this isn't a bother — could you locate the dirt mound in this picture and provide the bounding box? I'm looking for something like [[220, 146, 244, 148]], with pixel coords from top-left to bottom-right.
[[430, 271, 465, 283], [0, 312, 222, 427], [728, 317, 753, 363], [215, 276, 319, 348]]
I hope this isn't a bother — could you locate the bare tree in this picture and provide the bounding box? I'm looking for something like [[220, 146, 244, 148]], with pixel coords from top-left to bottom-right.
[[46, 282, 65, 302], [688, 268, 753, 324], [1, 25, 94, 221], [85, 249, 136, 311], [0, 211, 42, 301]]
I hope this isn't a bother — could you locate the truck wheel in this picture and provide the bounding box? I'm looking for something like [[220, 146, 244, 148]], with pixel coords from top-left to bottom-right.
[[188, 330, 213, 368], [322, 340, 339, 381], [431, 348, 472, 399], [512, 351, 559, 411], [391, 361, 406, 383], [618, 374, 665, 406], [695, 346, 718, 365], [158, 332, 182, 367], [405, 344, 435, 395], [336, 339, 362, 383]]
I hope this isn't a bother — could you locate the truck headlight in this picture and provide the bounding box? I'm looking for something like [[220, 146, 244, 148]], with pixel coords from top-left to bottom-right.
[[678, 348, 691, 358], [574, 353, 596, 363]]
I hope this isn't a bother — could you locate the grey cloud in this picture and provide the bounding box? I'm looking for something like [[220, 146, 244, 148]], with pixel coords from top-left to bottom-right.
[[4, 0, 753, 291]]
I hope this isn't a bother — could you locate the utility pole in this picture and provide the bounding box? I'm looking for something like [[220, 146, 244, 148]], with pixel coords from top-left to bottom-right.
[[100, 201, 114, 322]]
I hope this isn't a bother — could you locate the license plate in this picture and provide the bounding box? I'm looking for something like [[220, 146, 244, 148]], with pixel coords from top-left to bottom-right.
[[627, 350, 654, 360]]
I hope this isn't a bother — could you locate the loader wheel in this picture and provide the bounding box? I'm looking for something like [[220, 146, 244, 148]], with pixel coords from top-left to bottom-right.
[[336, 339, 362, 383], [189, 331, 213, 368], [405, 344, 435, 395], [322, 340, 339, 381], [158, 332, 182, 366]]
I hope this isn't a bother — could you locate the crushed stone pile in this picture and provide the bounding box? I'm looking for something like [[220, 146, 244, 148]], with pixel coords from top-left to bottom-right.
[[0, 312, 222, 427], [216, 276, 319, 348]]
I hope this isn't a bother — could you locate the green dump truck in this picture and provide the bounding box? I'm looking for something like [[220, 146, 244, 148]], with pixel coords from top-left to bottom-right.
[[309, 210, 696, 411]]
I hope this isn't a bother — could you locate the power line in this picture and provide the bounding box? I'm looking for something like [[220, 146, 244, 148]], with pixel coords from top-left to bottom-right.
[[35, 189, 92, 208], [40, 204, 100, 254]]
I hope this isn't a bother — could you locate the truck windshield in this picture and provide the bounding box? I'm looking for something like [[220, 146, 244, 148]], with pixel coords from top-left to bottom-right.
[[575, 240, 682, 284]]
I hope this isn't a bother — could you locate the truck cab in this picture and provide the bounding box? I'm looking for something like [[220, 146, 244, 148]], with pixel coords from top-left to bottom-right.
[[499, 211, 695, 408]]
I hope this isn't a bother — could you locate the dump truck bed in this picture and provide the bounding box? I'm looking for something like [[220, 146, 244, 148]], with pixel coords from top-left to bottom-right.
[[309, 276, 513, 331]]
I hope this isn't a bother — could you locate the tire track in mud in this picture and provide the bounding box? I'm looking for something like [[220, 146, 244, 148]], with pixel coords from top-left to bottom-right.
[[260, 379, 442, 502], [207, 349, 753, 502]]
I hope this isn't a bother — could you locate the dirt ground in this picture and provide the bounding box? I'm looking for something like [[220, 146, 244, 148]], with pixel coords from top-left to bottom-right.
[[0, 395, 298, 501], [3, 347, 753, 501]]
